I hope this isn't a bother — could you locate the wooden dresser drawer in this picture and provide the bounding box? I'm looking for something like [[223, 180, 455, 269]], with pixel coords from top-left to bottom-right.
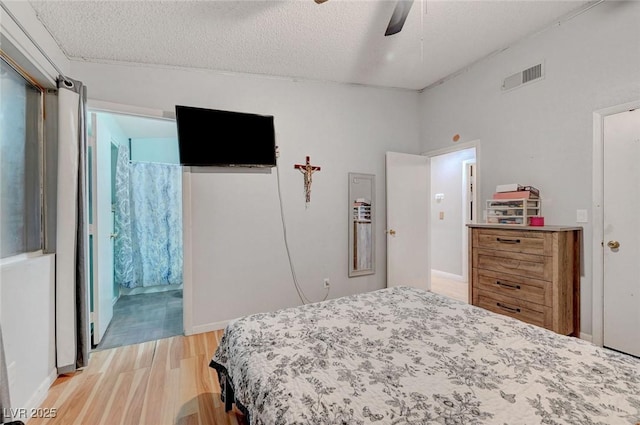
[[473, 228, 549, 256], [473, 248, 551, 281], [468, 225, 580, 336], [475, 269, 550, 306], [477, 291, 551, 329]]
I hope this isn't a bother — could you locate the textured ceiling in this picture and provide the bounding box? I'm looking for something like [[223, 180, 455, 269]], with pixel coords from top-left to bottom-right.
[[29, 0, 593, 90]]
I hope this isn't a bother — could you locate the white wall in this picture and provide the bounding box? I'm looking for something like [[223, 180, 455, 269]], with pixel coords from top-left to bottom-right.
[[418, 1, 640, 336], [0, 254, 56, 417], [430, 148, 475, 276], [70, 61, 421, 331]]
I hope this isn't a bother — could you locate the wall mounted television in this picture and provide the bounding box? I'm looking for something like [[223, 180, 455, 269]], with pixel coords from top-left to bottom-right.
[[175, 105, 276, 167]]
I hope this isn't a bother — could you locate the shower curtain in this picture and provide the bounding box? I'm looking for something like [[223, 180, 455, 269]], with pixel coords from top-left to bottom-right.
[[114, 145, 183, 288]]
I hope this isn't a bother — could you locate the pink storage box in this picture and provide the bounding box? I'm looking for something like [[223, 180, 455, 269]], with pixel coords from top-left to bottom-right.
[[530, 216, 545, 226]]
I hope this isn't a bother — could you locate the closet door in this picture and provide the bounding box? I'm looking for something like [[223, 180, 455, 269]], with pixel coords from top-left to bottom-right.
[[603, 108, 640, 357]]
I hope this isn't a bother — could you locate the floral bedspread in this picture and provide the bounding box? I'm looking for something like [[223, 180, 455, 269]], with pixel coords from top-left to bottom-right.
[[211, 286, 640, 425]]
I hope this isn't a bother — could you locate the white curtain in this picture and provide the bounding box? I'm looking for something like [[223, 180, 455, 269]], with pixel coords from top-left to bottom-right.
[[55, 77, 89, 372]]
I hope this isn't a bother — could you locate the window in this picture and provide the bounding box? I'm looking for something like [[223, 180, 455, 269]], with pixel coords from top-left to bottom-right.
[[0, 56, 43, 258]]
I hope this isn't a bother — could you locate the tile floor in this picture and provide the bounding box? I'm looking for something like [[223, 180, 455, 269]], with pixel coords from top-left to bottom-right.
[[95, 289, 183, 351]]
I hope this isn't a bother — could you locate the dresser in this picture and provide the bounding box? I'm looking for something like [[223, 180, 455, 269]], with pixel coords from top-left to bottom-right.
[[468, 224, 581, 336]]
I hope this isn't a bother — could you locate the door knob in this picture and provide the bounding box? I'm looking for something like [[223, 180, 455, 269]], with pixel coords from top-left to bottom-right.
[[387, 229, 396, 236], [607, 240, 620, 249], [110, 233, 118, 239]]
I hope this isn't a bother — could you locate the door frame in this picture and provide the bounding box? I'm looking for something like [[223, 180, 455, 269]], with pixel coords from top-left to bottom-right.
[[461, 159, 476, 282], [88, 112, 99, 343], [591, 99, 640, 347], [85, 99, 191, 336], [423, 140, 480, 285]]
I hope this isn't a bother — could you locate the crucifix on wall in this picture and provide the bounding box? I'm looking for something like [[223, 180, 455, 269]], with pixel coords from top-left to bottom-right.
[[294, 156, 321, 207]]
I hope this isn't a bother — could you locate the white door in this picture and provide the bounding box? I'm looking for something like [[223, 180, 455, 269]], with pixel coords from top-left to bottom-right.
[[386, 152, 429, 289], [91, 113, 115, 345], [603, 108, 640, 357]]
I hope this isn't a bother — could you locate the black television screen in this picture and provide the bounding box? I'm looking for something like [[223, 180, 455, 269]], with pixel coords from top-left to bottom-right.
[[175, 105, 276, 167]]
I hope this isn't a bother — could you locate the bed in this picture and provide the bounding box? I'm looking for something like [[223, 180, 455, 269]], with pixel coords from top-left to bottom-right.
[[210, 286, 640, 424]]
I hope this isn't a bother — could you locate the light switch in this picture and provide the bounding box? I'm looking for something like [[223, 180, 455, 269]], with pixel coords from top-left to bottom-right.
[[439, 211, 444, 220], [576, 209, 588, 223]]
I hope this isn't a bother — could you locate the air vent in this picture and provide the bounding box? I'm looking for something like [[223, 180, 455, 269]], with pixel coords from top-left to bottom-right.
[[523, 64, 542, 83], [502, 62, 544, 91]]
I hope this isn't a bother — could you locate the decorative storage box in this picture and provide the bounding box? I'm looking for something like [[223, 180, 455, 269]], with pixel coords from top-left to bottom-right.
[[486, 198, 541, 225]]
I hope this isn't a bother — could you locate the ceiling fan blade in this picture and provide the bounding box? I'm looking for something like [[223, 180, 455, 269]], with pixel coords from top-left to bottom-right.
[[385, 0, 414, 36]]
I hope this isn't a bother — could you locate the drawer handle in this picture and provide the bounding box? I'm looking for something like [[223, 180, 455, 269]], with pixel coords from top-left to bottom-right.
[[496, 237, 521, 244], [497, 302, 521, 313], [496, 281, 521, 290]]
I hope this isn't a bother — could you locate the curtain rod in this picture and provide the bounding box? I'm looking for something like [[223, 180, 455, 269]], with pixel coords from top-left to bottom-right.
[[0, 2, 71, 84]]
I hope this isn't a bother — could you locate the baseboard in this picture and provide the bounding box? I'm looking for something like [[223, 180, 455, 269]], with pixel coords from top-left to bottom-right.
[[187, 319, 232, 336], [20, 368, 57, 421], [580, 332, 593, 343], [431, 269, 466, 282]]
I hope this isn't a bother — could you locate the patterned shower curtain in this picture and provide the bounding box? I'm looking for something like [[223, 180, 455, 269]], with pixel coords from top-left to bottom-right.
[[114, 145, 134, 287], [114, 145, 183, 288]]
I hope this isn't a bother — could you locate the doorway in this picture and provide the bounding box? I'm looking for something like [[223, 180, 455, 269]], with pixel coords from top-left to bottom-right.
[[385, 144, 478, 296], [427, 144, 477, 303], [88, 110, 184, 350], [593, 103, 640, 357]]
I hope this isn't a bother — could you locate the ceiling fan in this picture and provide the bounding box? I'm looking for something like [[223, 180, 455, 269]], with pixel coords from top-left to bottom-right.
[[314, 0, 415, 36]]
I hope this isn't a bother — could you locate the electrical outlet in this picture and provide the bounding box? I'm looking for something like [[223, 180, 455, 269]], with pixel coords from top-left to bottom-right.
[[323, 278, 330, 288]]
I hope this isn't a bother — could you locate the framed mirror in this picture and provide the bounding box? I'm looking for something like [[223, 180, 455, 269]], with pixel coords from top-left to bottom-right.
[[348, 173, 375, 277]]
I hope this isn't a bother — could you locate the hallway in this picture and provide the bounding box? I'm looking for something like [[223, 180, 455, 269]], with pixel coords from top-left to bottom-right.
[[430, 272, 468, 303]]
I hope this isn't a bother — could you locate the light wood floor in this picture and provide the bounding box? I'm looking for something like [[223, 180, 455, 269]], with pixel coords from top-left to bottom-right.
[[31, 330, 246, 425], [431, 273, 469, 303]]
